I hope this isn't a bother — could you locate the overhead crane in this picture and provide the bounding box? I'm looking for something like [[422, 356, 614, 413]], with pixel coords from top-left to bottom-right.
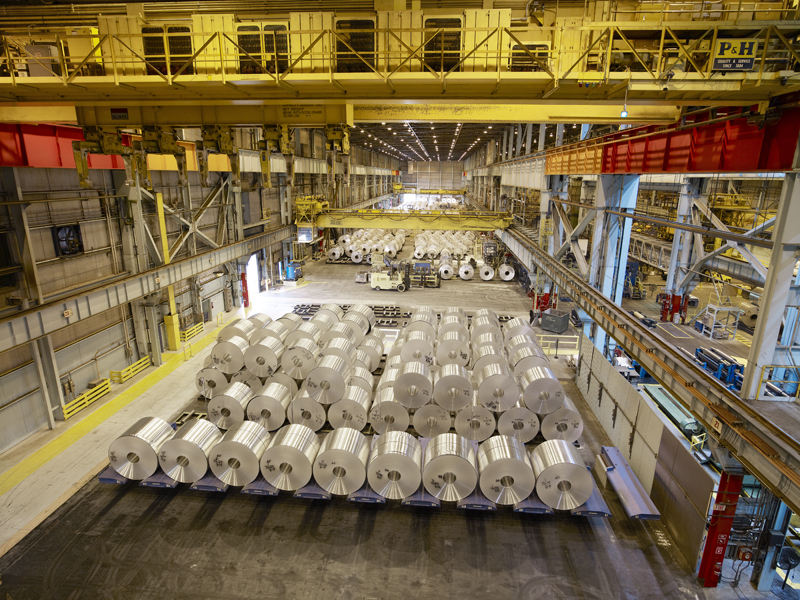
[[294, 196, 512, 232]]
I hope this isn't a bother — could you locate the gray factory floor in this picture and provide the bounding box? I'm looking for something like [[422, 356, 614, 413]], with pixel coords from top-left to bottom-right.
[[0, 255, 782, 600]]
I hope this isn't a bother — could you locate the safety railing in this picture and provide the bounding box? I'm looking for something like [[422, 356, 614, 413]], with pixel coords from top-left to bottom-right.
[[63, 378, 111, 420], [0, 23, 796, 90], [758, 365, 800, 399], [109, 355, 152, 384], [537, 334, 580, 356], [180, 322, 204, 343]]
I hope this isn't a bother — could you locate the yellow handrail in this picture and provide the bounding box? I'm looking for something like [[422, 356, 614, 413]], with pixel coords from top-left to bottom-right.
[[109, 355, 152, 384], [63, 379, 111, 420], [180, 322, 204, 342], [758, 365, 800, 399]]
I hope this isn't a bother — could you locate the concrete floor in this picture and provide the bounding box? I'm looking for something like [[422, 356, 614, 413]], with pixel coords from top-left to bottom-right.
[[0, 249, 780, 600]]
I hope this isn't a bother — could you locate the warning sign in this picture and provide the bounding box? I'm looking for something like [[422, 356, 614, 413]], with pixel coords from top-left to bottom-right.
[[712, 39, 757, 71]]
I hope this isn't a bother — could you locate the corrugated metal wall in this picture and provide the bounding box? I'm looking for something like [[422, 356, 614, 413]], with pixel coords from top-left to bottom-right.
[[405, 161, 464, 189]]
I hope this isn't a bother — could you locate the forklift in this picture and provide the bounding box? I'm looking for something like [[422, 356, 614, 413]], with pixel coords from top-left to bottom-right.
[[370, 261, 411, 292]]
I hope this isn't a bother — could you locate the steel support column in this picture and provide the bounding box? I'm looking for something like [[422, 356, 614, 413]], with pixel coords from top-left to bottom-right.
[[34, 335, 66, 421], [697, 472, 744, 588], [143, 304, 163, 367], [663, 178, 699, 321]]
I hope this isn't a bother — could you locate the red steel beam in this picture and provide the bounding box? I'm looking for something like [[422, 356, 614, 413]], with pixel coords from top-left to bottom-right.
[[0, 124, 126, 170]]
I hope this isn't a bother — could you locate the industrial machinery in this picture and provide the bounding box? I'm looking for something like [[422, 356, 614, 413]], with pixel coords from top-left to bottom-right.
[[370, 262, 410, 292], [285, 262, 303, 284]]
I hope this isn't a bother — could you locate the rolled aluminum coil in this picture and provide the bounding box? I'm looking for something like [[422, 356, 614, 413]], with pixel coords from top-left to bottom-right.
[[477, 435, 535, 505], [314, 428, 371, 495], [250, 320, 290, 345], [454, 400, 496, 443], [108, 416, 175, 480], [196, 358, 230, 397], [471, 316, 501, 339], [351, 250, 364, 263], [439, 262, 454, 280], [459, 263, 475, 280], [414, 246, 426, 259], [246, 381, 292, 431], [479, 265, 495, 281], [475, 362, 519, 411], [285, 321, 322, 348], [435, 331, 470, 367], [304, 354, 352, 405], [282, 338, 321, 380], [310, 312, 335, 334], [394, 361, 434, 409], [287, 388, 327, 431], [260, 424, 320, 490], [369, 388, 410, 434], [317, 303, 345, 323], [244, 336, 285, 378], [540, 396, 584, 444], [475, 308, 499, 324], [509, 346, 550, 377], [518, 366, 565, 414], [230, 369, 261, 390], [327, 246, 342, 260], [471, 344, 506, 373], [354, 348, 374, 373], [159, 418, 222, 483], [320, 322, 357, 346], [277, 312, 304, 332], [247, 313, 272, 329], [406, 313, 437, 340], [497, 400, 540, 443], [341, 313, 368, 345], [505, 334, 540, 358], [264, 371, 299, 397], [320, 337, 358, 371], [503, 317, 535, 342], [413, 404, 452, 437], [377, 367, 400, 392], [400, 331, 434, 366], [358, 337, 383, 370], [530, 439, 593, 510], [218, 318, 258, 343], [209, 421, 270, 486], [349, 304, 376, 328], [433, 364, 473, 411], [349, 367, 374, 396], [208, 381, 254, 430], [422, 433, 478, 501], [367, 328, 386, 345], [472, 332, 503, 350], [328, 385, 372, 431], [368, 431, 422, 499], [210, 335, 249, 374], [438, 315, 469, 339], [498, 264, 516, 281]]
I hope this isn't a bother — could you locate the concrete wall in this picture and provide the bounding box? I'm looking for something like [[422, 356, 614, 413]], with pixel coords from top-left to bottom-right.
[[575, 334, 715, 568]]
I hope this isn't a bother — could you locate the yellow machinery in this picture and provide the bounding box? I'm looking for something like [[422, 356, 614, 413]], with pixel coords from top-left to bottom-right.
[[370, 271, 407, 292]]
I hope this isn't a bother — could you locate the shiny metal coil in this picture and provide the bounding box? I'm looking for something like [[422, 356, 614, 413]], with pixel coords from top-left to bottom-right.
[[433, 364, 473, 411], [503, 317, 535, 341], [246, 381, 292, 431], [443, 307, 466, 319], [505, 334, 540, 357], [475, 362, 519, 411], [260, 424, 321, 490], [474, 309, 499, 324], [264, 371, 299, 397], [477, 435, 535, 505], [377, 367, 400, 392], [244, 336, 285, 378], [328, 385, 372, 430], [406, 312, 437, 340], [310, 312, 335, 334], [287, 388, 327, 431], [368, 431, 422, 499], [400, 330, 434, 365], [285, 321, 322, 348], [438, 315, 469, 339], [479, 265, 495, 281], [459, 263, 475, 280], [518, 366, 565, 414], [394, 361, 434, 409], [530, 439, 593, 510], [540, 396, 584, 444], [472, 331, 503, 350], [497, 400, 540, 443], [369, 388, 410, 434], [509, 346, 550, 377], [317, 303, 345, 322], [422, 433, 478, 501], [314, 428, 371, 495], [321, 337, 358, 371], [304, 354, 352, 405], [208, 421, 270, 486], [320, 322, 357, 346], [248, 313, 272, 329], [435, 331, 470, 367], [208, 381, 254, 429], [349, 304, 376, 327], [250, 320, 290, 345], [471, 344, 506, 373], [159, 419, 222, 483], [413, 404, 452, 438], [349, 367, 374, 396], [357, 337, 383, 370], [455, 398, 496, 443], [498, 264, 515, 281], [276, 312, 304, 331], [210, 335, 249, 374], [354, 348, 374, 372], [470, 315, 501, 339], [108, 416, 175, 480], [230, 369, 261, 390], [282, 337, 320, 380], [196, 358, 230, 397], [341, 313, 368, 345], [217, 318, 258, 343]]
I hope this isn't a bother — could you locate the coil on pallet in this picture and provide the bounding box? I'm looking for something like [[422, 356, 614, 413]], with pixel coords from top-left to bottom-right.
[[422, 433, 478, 501], [210, 335, 249, 374], [475, 362, 519, 412], [244, 336, 285, 378], [518, 366, 565, 414], [247, 381, 293, 431], [314, 428, 371, 495], [395, 361, 434, 409], [328, 385, 372, 431], [287, 387, 327, 431], [368, 431, 423, 500], [209, 421, 271, 487], [496, 399, 540, 443], [529, 439, 593, 510], [108, 416, 175, 480], [159, 419, 223, 483], [369, 388, 410, 435], [477, 435, 535, 505], [260, 424, 320, 490], [251, 320, 290, 345], [540, 396, 584, 444], [433, 364, 473, 411], [282, 338, 321, 380], [208, 382, 255, 430]]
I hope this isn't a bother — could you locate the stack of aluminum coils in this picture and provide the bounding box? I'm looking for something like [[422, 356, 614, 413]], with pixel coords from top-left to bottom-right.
[[422, 432, 478, 501], [455, 395, 496, 442], [477, 435, 535, 504], [540, 396, 584, 443], [209, 421, 271, 486], [367, 431, 422, 499], [260, 423, 320, 490], [159, 419, 223, 483], [313, 428, 371, 495]]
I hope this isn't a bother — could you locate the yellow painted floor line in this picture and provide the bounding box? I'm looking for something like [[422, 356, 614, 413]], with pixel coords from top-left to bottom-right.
[[0, 322, 223, 499]]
